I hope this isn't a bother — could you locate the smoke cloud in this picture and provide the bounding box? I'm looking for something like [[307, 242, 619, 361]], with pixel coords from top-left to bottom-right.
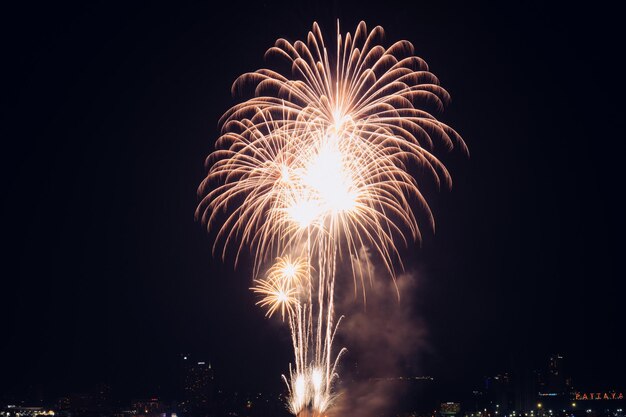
[[331, 256, 430, 417]]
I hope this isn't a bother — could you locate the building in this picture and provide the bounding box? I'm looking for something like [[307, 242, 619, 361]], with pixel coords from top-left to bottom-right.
[[132, 398, 164, 417], [440, 402, 462, 417], [536, 354, 573, 417], [1, 407, 55, 417], [485, 374, 514, 413], [178, 355, 216, 417], [538, 355, 571, 398]]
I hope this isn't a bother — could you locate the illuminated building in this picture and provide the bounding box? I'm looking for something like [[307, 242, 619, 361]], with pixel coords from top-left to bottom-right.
[[484, 374, 514, 413], [55, 398, 70, 415], [538, 355, 570, 398], [536, 354, 572, 417], [440, 402, 462, 417], [131, 398, 163, 417], [178, 355, 216, 417], [549, 356, 563, 376], [1, 407, 55, 417]]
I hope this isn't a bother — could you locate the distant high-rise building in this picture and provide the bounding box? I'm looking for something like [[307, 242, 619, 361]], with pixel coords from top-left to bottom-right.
[[440, 402, 461, 417], [549, 355, 563, 377], [536, 354, 576, 417], [177, 354, 191, 402], [539, 354, 570, 396], [94, 384, 111, 414], [485, 373, 513, 412], [132, 398, 163, 417], [178, 355, 216, 417], [56, 397, 71, 414]]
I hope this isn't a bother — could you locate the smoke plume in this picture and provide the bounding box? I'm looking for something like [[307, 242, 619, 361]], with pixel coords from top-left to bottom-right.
[[331, 255, 429, 417]]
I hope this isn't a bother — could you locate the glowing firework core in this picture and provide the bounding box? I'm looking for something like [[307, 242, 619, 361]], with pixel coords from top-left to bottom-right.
[[303, 135, 357, 212]]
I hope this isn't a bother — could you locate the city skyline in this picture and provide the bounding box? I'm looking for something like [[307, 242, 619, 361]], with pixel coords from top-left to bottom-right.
[[2, 353, 624, 417]]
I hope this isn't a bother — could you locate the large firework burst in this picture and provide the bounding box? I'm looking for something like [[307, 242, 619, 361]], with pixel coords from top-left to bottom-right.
[[197, 20, 465, 416]]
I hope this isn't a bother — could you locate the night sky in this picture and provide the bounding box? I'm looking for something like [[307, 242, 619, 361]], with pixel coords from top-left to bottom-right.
[[2, 0, 624, 404]]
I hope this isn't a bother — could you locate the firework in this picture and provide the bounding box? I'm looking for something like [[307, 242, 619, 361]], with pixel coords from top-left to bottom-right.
[[252, 256, 310, 320], [197, 20, 465, 416]]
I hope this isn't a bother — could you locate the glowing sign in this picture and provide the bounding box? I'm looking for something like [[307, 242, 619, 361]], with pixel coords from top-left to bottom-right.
[[574, 392, 624, 401]]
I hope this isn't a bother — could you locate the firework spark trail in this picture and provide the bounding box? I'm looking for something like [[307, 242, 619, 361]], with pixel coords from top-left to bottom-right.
[[197, 20, 465, 416]]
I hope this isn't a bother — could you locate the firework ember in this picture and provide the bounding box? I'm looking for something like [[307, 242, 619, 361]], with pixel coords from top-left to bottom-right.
[[197, 20, 466, 417]]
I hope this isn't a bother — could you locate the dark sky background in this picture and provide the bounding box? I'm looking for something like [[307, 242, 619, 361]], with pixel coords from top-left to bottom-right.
[[2, 0, 624, 404]]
